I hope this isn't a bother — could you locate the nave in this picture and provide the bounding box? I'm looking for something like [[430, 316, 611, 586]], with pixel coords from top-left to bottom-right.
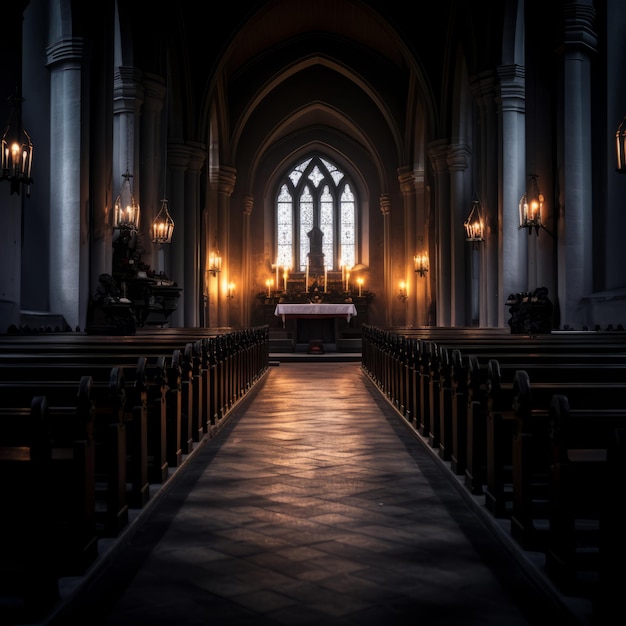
[[41, 362, 588, 626]]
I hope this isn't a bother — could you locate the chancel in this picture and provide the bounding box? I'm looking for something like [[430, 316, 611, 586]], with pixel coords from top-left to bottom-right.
[[1, 2, 625, 625]]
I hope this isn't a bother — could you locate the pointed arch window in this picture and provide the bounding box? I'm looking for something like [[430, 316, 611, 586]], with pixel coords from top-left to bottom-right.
[[275, 155, 357, 271]]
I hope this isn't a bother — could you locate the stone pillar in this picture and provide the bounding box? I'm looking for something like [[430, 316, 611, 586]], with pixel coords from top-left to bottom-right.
[[398, 167, 416, 326], [167, 144, 188, 327], [558, 0, 597, 329], [46, 37, 86, 330], [496, 63, 526, 326], [184, 143, 206, 327], [242, 193, 254, 324], [447, 143, 471, 325], [380, 194, 392, 327], [139, 74, 166, 275], [216, 166, 236, 326], [429, 140, 451, 326], [471, 71, 500, 327]]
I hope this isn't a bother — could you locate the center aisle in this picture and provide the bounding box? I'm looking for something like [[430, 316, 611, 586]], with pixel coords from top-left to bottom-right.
[[48, 362, 581, 626]]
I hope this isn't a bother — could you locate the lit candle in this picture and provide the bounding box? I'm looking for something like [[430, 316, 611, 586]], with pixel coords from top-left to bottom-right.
[[275, 261, 279, 290], [357, 277, 363, 297], [305, 257, 309, 291], [324, 264, 327, 292], [266, 279, 271, 297], [283, 266, 288, 292], [345, 270, 350, 293]]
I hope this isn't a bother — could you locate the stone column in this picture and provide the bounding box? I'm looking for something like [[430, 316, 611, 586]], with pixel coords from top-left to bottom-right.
[[184, 142, 206, 327], [447, 143, 471, 325], [139, 74, 166, 275], [380, 194, 392, 327], [242, 193, 254, 324], [471, 71, 500, 327], [216, 166, 236, 326], [558, 0, 597, 329], [45, 37, 86, 330], [496, 63, 526, 326], [429, 140, 451, 326], [167, 143, 188, 327]]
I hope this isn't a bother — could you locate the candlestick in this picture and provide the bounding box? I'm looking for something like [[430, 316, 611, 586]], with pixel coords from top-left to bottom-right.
[[305, 257, 309, 291]]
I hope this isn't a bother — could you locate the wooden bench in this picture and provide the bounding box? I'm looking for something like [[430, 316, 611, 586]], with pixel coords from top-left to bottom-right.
[[462, 357, 626, 497], [0, 389, 99, 621], [0, 395, 61, 621], [0, 356, 171, 492], [542, 394, 626, 597], [488, 370, 626, 552]]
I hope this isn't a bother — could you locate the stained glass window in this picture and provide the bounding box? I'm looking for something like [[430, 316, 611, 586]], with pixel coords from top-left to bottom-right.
[[275, 155, 356, 272]]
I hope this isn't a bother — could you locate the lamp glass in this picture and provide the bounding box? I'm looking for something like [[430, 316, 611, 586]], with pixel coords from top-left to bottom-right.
[[1, 93, 33, 196], [114, 170, 140, 229], [151, 198, 175, 244]]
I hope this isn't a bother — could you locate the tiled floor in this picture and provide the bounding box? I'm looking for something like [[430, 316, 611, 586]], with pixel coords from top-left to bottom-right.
[[41, 362, 592, 625]]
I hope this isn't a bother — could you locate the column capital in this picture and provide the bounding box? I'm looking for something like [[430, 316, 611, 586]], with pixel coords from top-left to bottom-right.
[[496, 64, 525, 115], [113, 66, 144, 115], [428, 139, 450, 174], [45, 37, 84, 68], [562, 1, 597, 55], [242, 193, 254, 216], [217, 166, 237, 197], [397, 167, 416, 196], [379, 193, 391, 216], [447, 143, 471, 171]]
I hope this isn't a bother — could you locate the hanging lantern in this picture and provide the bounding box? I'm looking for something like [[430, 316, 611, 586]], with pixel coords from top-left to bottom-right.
[[1, 91, 33, 196], [519, 174, 544, 236], [151, 198, 174, 244], [414, 251, 429, 277], [464, 195, 485, 243], [113, 169, 140, 230], [208, 239, 222, 275]]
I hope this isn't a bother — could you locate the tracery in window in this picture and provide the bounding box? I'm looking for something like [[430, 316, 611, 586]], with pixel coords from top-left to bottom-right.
[[275, 155, 356, 272]]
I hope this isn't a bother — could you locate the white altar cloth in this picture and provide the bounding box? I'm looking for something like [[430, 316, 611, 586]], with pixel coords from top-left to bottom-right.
[[274, 303, 357, 324]]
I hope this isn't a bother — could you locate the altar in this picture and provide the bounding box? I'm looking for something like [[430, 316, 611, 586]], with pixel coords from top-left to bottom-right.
[[274, 303, 357, 324], [274, 303, 358, 352]]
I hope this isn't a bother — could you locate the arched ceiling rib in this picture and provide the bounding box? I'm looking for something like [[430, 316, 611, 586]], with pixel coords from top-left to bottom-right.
[[230, 54, 404, 162], [247, 105, 387, 189]]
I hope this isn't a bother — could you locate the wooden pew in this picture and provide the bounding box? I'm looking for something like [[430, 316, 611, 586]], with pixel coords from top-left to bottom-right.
[[463, 357, 626, 500], [595, 427, 626, 621], [0, 356, 169, 495], [0, 367, 131, 535], [478, 362, 626, 513], [543, 394, 626, 597], [0, 395, 61, 622], [505, 372, 626, 552]]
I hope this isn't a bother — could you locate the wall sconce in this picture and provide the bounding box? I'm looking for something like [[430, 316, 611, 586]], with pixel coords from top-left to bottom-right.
[[227, 282, 235, 299], [616, 115, 626, 173], [113, 169, 140, 231], [1, 91, 33, 196], [518, 174, 546, 236], [414, 251, 429, 277], [151, 198, 175, 244], [464, 194, 485, 243], [208, 239, 222, 276], [398, 280, 408, 301]]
